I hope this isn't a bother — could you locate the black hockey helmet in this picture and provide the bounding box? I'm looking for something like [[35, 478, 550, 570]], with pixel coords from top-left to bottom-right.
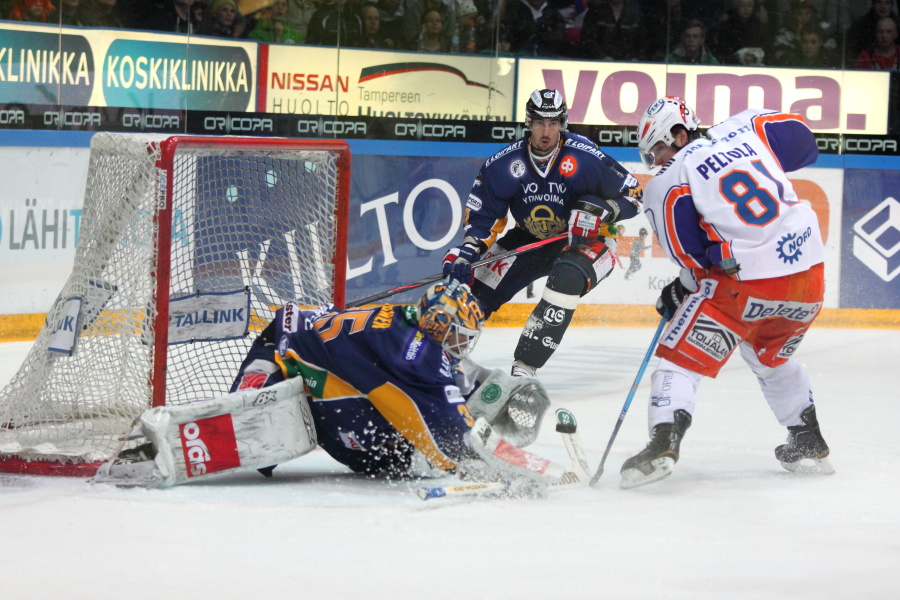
[[525, 89, 568, 130]]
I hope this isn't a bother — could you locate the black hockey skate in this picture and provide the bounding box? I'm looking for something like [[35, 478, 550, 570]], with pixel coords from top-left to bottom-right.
[[775, 405, 834, 475], [620, 410, 692, 489]]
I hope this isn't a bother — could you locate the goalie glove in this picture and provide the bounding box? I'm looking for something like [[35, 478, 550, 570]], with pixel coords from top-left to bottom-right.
[[568, 198, 620, 247], [442, 239, 482, 285]]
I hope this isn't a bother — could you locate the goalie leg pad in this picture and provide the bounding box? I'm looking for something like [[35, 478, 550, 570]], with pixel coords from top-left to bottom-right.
[[94, 377, 317, 487]]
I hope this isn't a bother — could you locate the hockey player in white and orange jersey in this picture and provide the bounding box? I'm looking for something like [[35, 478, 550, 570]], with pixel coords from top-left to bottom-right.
[[619, 97, 834, 489]]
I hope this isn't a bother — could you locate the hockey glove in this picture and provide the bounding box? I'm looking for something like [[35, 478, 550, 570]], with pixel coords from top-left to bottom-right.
[[656, 278, 690, 320], [568, 198, 619, 247], [442, 242, 481, 284]]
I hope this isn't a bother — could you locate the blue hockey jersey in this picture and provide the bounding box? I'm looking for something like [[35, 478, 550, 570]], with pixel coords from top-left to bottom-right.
[[464, 132, 643, 246]]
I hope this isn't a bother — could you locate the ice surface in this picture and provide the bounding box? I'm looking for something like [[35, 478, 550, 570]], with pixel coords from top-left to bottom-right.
[[1, 326, 898, 599]]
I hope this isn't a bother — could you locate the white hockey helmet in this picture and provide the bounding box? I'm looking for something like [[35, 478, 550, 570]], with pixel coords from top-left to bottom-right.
[[637, 96, 700, 169]]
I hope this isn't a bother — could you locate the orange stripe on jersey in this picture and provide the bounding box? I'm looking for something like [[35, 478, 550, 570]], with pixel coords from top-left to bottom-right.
[[751, 113, 806, 171], [367, 381, 458, 471], [664, 184, 704, 269], [464, 209, 508, 248]]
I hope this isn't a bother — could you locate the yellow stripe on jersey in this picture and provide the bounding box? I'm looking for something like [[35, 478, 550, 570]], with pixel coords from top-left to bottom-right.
[[274, 350, 363, 400], [367, 381, 458, 471]]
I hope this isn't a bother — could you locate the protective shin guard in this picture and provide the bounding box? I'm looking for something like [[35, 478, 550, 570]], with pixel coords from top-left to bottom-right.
[[514, 298, 575, 369]]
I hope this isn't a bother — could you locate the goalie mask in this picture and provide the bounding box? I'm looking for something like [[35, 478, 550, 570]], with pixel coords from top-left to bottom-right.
[[525, 89, 568, 130], [417, 281, 485, 359], [637, 96, 700, 169]]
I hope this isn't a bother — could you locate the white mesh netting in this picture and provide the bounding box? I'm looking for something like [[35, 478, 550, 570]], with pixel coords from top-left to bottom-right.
[[0, 133, 347, 467]]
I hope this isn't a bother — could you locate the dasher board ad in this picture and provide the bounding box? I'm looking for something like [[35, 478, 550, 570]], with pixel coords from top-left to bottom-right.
[[0, 23, 257, 111], [516, 59, 891, 134], [262, 46, 516, 121]]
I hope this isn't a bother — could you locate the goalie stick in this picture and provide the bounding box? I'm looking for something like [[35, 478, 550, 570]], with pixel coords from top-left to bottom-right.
[[589, 318, 666, 486], [418, 407, 590, 501], [348, 234, 566, 308]]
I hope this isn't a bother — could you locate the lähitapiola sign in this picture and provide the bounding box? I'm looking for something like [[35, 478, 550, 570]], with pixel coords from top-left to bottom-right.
[[103, 39, 253, 111]]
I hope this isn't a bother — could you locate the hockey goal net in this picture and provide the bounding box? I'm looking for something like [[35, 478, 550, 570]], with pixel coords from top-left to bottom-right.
[[0, 134, 351, 475]]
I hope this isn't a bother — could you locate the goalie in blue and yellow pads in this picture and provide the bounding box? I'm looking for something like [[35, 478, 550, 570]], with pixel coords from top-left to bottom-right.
[[94, 281, 560, 489]]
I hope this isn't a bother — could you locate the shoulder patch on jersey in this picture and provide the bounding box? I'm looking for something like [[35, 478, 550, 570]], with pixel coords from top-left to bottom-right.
[[559, 155, 578, 176], [510, 160, 526, 177], [404, 330, 427, 361], [466, 194, 483, 210]]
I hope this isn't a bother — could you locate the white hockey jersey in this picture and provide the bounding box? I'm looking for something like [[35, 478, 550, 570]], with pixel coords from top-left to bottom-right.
[[643, 109, 826, 282]]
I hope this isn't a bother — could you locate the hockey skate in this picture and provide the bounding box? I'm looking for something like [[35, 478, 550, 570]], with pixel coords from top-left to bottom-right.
[[620, 410, 692, 489], [510, 360, 537, 378], [775, 405, 834, 475]]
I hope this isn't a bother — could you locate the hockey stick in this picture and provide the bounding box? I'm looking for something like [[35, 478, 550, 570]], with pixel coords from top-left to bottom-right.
[[418, 407, 589, 501], [347, 234, 567, 308], [589, 317, 667, 487]]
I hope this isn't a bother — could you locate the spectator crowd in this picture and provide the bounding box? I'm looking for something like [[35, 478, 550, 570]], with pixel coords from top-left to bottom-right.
[[0, 0, 897, 70]]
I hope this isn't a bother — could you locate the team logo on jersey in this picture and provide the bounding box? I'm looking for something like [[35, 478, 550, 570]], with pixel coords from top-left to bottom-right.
[[777, 333, 805, 358], [523, 205, 566, 238], [685, 315, 739, 361], [510, 160, 526, 177], [559, 155, 578, 176], [776, 228, 814, 264]]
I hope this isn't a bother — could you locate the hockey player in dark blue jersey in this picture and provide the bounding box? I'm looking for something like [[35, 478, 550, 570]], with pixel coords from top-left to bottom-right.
[[94, 282, 563, 489], [442, 89, 643, 378]]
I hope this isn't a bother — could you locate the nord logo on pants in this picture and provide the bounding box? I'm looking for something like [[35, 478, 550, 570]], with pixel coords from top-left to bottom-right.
[[179, 415, 241, 478]]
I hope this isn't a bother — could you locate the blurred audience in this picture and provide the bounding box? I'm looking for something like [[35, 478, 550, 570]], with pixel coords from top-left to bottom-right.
[[666, 18, 719, 63], [580, 0, 641, 61], [415, 7, 448, 50], [499, 0, 568, 57], [48, 0, 83, 25], [772, 0, 836, 66], [284, 0, 318, 41], [249, 0, 304, 43], [306, 0, 362, 46], [10, 0, 56, 22], [143, 0, 198, 33], [199, 0, 245, 37], [855, 15, 900, 69], [778, 21, 840, 67], [715, 0, 769, 65], [78, 0, 124, 27], [846, 0, 899, 62], [357, 1, 394, 47]]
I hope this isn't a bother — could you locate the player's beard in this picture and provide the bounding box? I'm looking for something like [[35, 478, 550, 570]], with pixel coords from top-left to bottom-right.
[[530, 133, 558, 156]]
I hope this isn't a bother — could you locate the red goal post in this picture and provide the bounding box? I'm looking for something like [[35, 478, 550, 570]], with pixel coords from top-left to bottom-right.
[[0, 134, 351, 476]]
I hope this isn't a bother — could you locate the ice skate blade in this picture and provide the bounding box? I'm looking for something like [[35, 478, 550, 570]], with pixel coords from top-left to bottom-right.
[[780, 456, 835, 476], [619, 456, 675, 489]]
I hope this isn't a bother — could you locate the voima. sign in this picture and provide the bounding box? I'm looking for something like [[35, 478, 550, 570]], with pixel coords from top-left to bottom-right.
[[518, 61, 891, 135]]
